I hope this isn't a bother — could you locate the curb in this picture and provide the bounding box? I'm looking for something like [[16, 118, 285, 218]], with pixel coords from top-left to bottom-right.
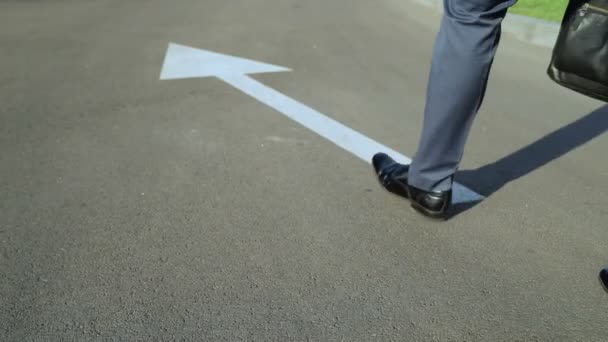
[[410, 0, 561, 48]]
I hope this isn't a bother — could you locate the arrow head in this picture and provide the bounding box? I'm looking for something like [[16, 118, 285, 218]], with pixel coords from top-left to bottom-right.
[[160, 43, 290, 80]]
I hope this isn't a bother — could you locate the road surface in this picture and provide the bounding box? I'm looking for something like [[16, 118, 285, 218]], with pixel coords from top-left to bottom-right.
[[1, 0, 607, 341]]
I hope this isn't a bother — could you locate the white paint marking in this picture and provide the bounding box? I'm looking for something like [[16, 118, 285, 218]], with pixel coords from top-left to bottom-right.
[[160, 43, 289, 80], [160, 43, 483, 204]]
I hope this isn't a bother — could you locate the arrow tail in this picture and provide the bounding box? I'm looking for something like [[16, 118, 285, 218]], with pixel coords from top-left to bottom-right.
[[219, 74, 408, 164]]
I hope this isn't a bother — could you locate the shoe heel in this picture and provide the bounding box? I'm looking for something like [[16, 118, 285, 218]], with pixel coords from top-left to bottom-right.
[[410, 202, 448, 220]]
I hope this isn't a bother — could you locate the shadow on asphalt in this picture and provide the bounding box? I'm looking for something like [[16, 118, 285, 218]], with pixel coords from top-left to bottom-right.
[[448, 104, 608, 219]]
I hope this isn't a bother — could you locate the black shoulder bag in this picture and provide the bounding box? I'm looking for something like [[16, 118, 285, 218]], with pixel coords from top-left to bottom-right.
[[547, 0, 608, 102]]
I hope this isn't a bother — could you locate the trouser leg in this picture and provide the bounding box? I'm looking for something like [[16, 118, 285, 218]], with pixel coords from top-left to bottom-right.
[[407, 0, 517, 192]]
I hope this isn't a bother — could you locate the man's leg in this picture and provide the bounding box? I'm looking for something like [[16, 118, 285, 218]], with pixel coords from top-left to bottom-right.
[[407, 0, 517, 192]]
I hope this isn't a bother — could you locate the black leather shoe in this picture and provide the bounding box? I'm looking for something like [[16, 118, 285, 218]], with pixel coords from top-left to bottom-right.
[[407, 184, 452, 220], [372, 153, 410, 198], [372, 152, 452, 220], [600, 268, 608, 294]]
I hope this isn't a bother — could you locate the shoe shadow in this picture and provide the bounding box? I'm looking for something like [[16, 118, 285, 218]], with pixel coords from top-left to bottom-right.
[[447, 104, 608, 219]]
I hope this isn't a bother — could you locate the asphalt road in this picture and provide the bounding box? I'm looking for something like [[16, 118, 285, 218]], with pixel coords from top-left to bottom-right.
[[1, 0, 607, 341]]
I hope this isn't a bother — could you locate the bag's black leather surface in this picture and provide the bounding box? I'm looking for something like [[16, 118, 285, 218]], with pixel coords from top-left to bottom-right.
[[548, 0, 608, 102]]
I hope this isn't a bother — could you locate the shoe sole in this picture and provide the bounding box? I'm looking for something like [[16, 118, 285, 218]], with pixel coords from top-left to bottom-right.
[[409, 197, 448, 221]]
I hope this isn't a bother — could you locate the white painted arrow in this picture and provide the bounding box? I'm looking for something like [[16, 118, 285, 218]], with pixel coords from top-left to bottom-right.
[[160, 42, 483, 204]]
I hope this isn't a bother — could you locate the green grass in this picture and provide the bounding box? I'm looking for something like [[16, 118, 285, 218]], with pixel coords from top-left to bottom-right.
[[510, 0, 569, 22]]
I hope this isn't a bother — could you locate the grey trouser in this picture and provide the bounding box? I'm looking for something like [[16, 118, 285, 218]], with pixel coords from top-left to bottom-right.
[[408, 0, 518, 192]]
